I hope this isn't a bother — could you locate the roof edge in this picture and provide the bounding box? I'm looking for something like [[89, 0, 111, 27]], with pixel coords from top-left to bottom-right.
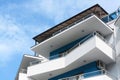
[[33, 4, 108, 42]]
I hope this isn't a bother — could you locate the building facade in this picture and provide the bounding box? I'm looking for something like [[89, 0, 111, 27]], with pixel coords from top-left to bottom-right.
[[16, 4, 120, 80]]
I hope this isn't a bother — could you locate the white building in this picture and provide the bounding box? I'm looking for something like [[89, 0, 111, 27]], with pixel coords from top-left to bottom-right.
[[16, 4, 120, 80]]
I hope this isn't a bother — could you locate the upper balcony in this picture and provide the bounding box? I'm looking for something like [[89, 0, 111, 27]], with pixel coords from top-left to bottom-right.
[[27, 32, 115, 80], [31, 15, 113, 58], [33, 4, 108, 43], [31, 4, 112, 57]]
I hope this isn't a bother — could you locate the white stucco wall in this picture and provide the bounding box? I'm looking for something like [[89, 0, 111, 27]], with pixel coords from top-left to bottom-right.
[[96, 36, 115, 61], [105, 34, 115, 49], [27, 57, 65, 76], [107, 21, 120, 80], [107, 57, 120, 80]]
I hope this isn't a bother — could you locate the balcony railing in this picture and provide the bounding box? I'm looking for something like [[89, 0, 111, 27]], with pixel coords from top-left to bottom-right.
[[102, 10, 120, 23], [50, 31, 113, 60], [58, 70, 117, 80], [29, 31, 113, 66]]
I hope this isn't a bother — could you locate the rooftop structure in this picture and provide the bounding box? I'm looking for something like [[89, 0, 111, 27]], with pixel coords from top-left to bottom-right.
[[33, 4, 108, 43]]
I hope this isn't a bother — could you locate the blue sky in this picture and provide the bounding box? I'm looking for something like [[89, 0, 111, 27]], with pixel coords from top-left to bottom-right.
[[0, 0, 120, 80]]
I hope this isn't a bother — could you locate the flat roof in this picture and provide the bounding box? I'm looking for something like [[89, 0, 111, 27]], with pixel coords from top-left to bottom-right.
[[33, 4, 108, 43]]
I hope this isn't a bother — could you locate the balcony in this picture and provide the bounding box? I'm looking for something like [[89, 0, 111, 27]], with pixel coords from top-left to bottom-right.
[[33, 4, 108, 44], [27, 32, 115, 80], [31, 15, 113, 58], [30, 32, 113, 65], [58, 70, 117, 80]]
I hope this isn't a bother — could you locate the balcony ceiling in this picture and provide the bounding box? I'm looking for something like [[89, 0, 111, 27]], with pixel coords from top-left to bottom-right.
[[31, 15, 113, 58]]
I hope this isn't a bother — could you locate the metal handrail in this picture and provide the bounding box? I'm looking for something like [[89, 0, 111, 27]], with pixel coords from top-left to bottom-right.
[[29, 32, 95, 66], [61, 32, 94, 55], [29, 32, 113, 66], [50, 32, 96, 60], [58, 70, 117, 80], [60, 31, 114, 57]]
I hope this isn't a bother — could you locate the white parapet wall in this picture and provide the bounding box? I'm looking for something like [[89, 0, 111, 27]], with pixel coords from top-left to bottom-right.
[[96, 36, 115, 60]]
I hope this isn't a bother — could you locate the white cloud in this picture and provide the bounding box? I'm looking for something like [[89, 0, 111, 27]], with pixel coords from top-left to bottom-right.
[[23, 0, 120, 24], [0, 14, 33, 67], [24, 0, 86, 24], [0, 13, 51, 67]]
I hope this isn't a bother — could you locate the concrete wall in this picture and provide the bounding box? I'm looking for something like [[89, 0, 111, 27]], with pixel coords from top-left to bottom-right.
[[19, 73, 28, 80], [107, 57, 120, 80], [105, 34, 115, 49], [107, 22, 120, 80], [109, 19, 120, 56], [114, 17, 120, 80], [115, 26, 120, 56]]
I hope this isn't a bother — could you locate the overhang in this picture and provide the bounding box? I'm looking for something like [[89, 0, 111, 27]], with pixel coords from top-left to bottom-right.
[[31, 15, 113, 57], [33, 4, 108, 43]]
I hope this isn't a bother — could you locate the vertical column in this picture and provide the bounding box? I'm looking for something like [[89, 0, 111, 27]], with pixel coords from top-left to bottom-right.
[[115, 16, 120, 80], [115, 23, 120, 56]]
